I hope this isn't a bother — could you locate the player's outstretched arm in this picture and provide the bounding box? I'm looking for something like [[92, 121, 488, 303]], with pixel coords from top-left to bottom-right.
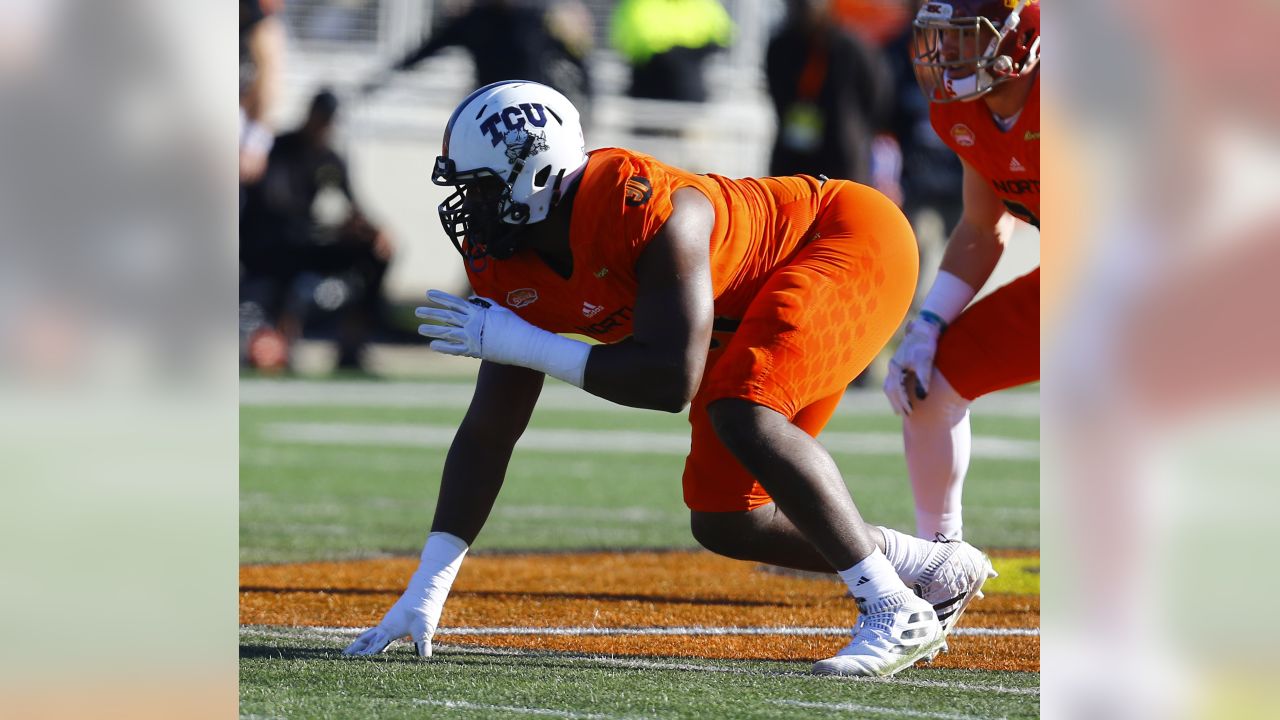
[[344, 361, 543, 658]]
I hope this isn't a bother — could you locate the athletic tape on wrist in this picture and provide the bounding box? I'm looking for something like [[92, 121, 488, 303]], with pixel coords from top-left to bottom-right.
[[918, 310, 948, 331], [526, 330, 591, 388], [921, 270, 977, 325], [417, 531, 469, 581]]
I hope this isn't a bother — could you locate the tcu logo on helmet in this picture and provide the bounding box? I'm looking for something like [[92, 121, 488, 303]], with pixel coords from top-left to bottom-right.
[[500, 128, 549, 162], [479, 103, 562, 148], [433, 81, 589, 260]]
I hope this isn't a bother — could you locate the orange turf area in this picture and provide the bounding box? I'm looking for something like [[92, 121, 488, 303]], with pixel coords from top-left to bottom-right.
[[241, 550, 1039, 672]]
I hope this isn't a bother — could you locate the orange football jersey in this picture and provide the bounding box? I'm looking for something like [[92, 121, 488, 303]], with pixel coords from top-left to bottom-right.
[[465, 148, 833, 343], [928, 72, 1040, 227]]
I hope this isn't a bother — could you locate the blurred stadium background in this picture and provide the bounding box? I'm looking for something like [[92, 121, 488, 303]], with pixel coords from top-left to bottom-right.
[[248, 0, 1039, 374], [273, 0, 779, 299]]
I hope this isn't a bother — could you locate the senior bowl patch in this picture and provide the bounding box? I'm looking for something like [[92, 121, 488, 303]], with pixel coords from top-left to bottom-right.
[[506, 288, 539, 308], [624, 176, 652, 207]]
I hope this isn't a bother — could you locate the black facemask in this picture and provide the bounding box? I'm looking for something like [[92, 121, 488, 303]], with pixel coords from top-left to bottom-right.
[[435, 174, 529, 261], [433, 133, 539, 262]]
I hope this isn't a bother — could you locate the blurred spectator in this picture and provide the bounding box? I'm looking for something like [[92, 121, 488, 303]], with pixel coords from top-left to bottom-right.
[[292, 0, 378, 42], [240, 89, 393, 373], [882, 0, 963, 298], [362, 0, 592, 114], [766, 0, 892, 184], [239, 0, 286, 187], [830, 0, 912, 46], [610, 0, 733, 102]]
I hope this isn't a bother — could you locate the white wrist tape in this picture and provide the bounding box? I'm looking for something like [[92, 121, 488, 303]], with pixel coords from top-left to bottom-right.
[[921, 270, 977, 325], [518, 328, 591, 388], [479, 305, 591, 388], [402, 532, 468, 634], [411, 531, 469, 588]]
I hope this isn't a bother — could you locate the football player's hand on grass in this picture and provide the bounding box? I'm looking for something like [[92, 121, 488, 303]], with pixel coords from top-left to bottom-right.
[[344, 532, 468, 658], [343, 586, 445, 657], [343, 589, 437, 655], [884, 313, 944, 417]]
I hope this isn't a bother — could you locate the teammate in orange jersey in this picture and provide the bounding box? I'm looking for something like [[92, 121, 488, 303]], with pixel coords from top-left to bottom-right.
[[342, 81, 996, 677], [884, 0, 1040, 541]]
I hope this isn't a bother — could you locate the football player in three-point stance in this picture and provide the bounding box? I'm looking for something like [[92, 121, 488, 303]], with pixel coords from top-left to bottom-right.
[[343, 80, 994, 677], [885, 0, 1040, 542]]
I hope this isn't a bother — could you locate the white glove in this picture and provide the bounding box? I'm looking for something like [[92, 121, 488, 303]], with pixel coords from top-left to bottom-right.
[[416, 289, 590, 387], [415, 290, 518, 360], [343, 532, 468, 658], [342, 582, 449, 657], [884, 313, 945, 417]]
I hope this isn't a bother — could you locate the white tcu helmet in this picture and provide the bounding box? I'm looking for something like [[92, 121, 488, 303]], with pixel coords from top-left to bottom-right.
[[432, 80, 588, 260]]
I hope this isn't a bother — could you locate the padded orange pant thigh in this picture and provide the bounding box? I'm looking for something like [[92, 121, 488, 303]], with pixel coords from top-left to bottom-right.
[[682, 182, 919, 512], [935, 267, 1040, 400]]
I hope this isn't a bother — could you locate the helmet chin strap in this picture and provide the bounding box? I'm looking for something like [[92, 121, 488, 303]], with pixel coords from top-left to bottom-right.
[[505, 135, 533, 188], [944, 69, 984, 98], [549, 168, 567, 208], [548, 163, 586, 211]]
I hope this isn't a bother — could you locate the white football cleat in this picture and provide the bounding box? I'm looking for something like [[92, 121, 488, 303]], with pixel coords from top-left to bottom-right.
[[913, 536, 997, 642], [812, 591, 945, 677]]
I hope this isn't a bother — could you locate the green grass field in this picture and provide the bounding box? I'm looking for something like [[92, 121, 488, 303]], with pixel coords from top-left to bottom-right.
[[240, 374, 1039, 719]]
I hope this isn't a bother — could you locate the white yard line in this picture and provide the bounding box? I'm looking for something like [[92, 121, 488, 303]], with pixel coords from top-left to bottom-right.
[[241, 624, 1038, 638], [431, 626, 1039, 638], [530, 654, 1041, 697], [240, 625, 1038, 696], [411, 699, 646, 720], [259, 421, 1039, 461], [240, 379, 1039, 418], [770, 700, 1000, 720]]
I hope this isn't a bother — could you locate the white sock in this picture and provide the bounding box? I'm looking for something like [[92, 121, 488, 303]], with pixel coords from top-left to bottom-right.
[[837, 550, 908, 605], [916, 510, 964, 542], [879, 526, 939, 585], [903, 371, 971, 540]]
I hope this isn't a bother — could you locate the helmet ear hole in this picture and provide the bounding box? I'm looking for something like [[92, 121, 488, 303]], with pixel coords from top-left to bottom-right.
[[532, 164, 552, 188]]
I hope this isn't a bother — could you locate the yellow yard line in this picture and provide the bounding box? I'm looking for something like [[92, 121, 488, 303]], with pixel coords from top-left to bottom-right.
[[987, 554, 1040, 596]]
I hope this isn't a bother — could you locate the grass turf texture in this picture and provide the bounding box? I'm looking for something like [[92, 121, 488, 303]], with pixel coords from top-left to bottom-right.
[[240, 630, 1039, 719], [240, 376, 1039, 717], [241, 383, 1038, 563]]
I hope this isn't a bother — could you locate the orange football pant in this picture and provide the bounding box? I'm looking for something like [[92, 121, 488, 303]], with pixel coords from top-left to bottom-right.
[[683, 181, 919, 512], [934, 267, 1040, 400]]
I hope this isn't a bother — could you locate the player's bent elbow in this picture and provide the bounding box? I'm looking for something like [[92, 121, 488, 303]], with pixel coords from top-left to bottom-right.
[[651, 390, 692, 414], [669, 370, 703, 413], [643, 357, 700, 412], [661, 399, 691, 414]]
